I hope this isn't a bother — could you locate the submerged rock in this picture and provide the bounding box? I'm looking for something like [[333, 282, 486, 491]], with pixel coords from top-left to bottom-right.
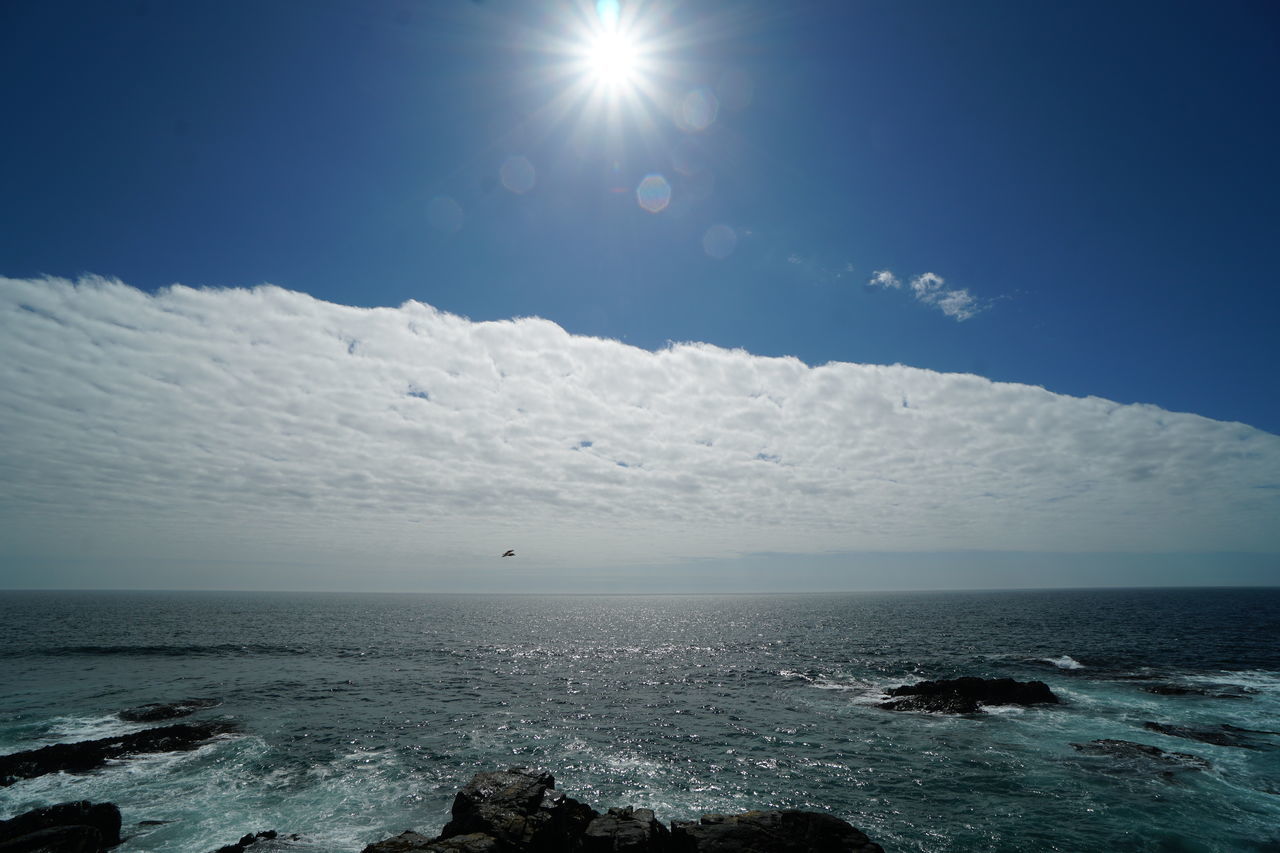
[[670, 810, 884, 853], [0, 721, 235, 786], [361, 768, 885, 853], [119, 698, 222, 723], [1139, 683, 1253, 699], [1070, 738, 1211, 778], [0, 800, 121, 851], [1143, 721, 1260, 749], [879, 677, 1059, 714]]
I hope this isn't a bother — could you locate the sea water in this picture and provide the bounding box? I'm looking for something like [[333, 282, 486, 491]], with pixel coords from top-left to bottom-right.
[[0, 588, 1277, 852]]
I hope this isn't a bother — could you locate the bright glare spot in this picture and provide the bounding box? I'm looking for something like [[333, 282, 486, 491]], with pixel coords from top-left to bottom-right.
[[587, 29, 638, 88]]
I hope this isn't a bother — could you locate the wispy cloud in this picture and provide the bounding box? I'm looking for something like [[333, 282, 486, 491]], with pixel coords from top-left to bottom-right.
[[868, 269, 901, 289], [2, 277, 1277, 588], [868, 269, 980, 320], [910, 272, 979, 321]]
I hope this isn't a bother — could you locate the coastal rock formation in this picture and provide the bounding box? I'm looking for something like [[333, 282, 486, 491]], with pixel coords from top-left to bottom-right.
[[119, 697, 222, 723], [361, 768, 883, 853], [879, 677, 1058, 714], [0, 721, 236, 786], [0, 801, 121, 852]]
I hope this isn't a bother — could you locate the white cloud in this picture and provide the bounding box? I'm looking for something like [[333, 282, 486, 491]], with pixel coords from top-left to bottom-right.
[[2, 276, 1278, 589], [868, 269, 900, 289], [909, 271, 945, 298], [910, 271, 981, 321], [870, 270, 982, 321]]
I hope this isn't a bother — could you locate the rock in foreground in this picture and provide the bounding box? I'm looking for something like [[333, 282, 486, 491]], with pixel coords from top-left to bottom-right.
[[0, 722, 236, 786], [0, 801, 121, 851], [880, 677, 1058, 714], [362, 768, 883, 853]]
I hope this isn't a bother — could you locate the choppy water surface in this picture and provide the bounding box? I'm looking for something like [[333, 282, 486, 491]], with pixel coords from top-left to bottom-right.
[[1, 589, 1278, 852]]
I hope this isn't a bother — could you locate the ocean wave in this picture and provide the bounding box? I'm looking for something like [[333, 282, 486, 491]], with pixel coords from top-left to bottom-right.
[[1043, 655, 1086, 670]]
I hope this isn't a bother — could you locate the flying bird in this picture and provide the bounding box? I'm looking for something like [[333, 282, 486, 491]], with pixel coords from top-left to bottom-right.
[[501, 549, 515, 558]]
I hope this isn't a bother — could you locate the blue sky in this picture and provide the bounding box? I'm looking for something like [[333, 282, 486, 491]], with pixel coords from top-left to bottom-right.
[[2, 1, 1278, 591]]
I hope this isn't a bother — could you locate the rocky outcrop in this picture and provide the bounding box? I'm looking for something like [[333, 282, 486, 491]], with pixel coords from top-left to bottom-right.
[[361, 769, 883, 853], [119, 698, 222, 723], [0, 722, 236, 786], [0, 801, 121, 852], [879, 677, 1058, 714], [437, 767, 599, 852], [670, 811, 883, 853]]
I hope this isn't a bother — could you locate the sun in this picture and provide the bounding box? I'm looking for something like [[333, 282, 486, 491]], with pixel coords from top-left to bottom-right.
[[586, 29, 639, 89]]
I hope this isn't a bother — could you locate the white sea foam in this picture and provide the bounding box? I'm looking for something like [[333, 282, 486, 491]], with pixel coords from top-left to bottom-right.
[[34, 714, 147, 744], [1043, 655, 1085, 670]]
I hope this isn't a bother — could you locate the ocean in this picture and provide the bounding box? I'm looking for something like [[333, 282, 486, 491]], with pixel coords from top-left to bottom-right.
[[1, 588, 1277, 852]]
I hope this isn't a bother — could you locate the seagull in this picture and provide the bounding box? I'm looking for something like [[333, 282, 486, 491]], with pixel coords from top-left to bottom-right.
[[501, 549, 515, 558]]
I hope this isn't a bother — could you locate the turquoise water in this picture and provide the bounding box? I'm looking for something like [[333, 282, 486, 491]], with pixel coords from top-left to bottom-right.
[[1, 589, 1278, 852]]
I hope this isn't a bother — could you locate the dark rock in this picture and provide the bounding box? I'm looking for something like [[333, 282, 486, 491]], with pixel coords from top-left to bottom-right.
[[362, 830, 503, 852], [0, 801, 121, 849], [669, 811, 884, 853], [438, 767, 598, 852], [584, 806, 671, 852], [1143, 721, 1259, 749], [208, 829, 279, 853], [421, 834, 503, 852], [1071, 738, 1212, 778], [361, 831, 435, 853], [119, 698, 221, 723], [879, 677, 1058, 714], [0, 722, 235, 786], [0, 824, 104, 853]]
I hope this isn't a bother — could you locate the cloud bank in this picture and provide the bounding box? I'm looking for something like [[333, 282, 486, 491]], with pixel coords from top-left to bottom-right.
[[2, 276, 1277, 589]]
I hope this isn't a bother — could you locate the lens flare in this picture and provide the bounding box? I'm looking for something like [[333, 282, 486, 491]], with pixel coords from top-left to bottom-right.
[[500, 156, 537, 194], [636, 174, 672, 213], [702, 224, 737, 259]]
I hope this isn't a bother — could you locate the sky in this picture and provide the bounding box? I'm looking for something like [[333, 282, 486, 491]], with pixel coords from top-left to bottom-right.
[[1, 0, 1278, 592]]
